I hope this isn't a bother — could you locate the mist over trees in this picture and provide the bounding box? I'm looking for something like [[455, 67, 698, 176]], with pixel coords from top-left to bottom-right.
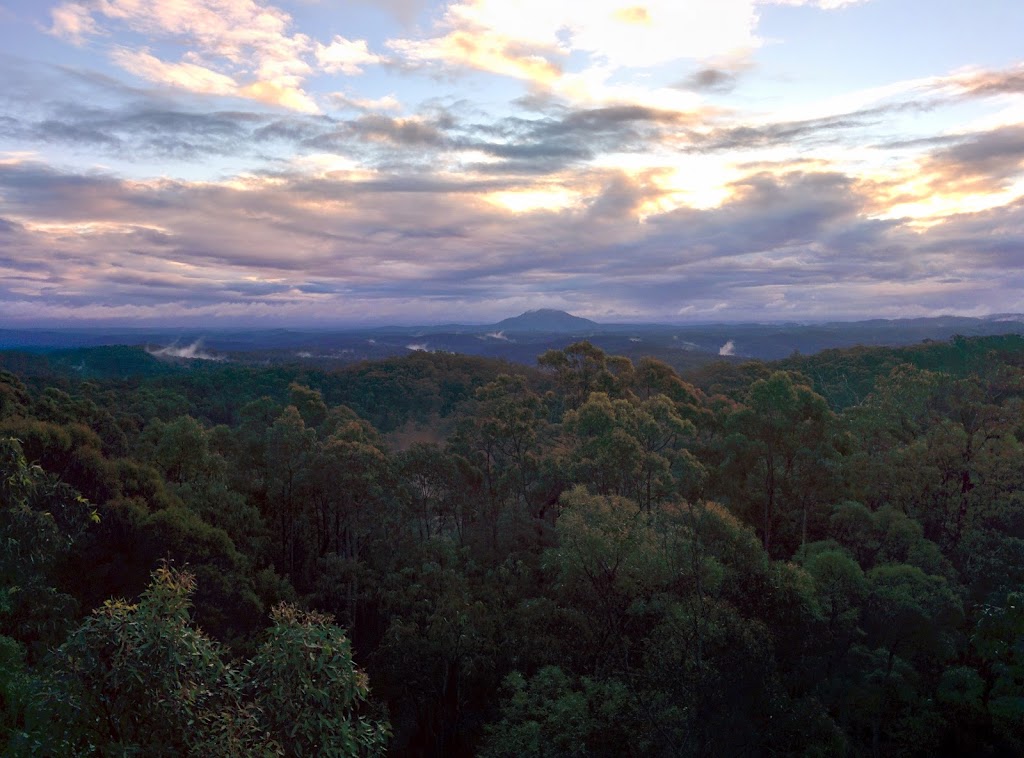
[[2, 335, 1024, 755]]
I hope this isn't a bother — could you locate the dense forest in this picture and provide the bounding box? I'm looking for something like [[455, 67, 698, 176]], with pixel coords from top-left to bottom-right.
[[2, 335, 1024, 756]]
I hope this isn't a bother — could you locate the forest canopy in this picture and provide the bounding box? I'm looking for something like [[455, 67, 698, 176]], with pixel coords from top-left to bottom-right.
[[2, 335, 1024, 756]]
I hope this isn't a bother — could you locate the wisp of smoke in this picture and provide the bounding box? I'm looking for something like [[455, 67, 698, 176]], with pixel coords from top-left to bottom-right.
[[719, 340, 736, 357], [147, 339, 223, 361]]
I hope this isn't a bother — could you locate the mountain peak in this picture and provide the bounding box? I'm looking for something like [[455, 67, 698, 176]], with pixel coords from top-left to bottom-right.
[[494, 309, 598, 332]]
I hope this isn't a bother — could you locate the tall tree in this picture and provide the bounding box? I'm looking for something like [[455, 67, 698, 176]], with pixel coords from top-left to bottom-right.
[[722, 371, 839, 555]]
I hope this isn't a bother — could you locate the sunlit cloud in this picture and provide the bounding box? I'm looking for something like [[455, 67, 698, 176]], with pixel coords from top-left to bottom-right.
[[111, 48, 238, 96], [766, 0, 870, 9], [315, 36, 383, 75], [49, 0, 321, 111], [4, 0, 1022, 324], [388, 0, 761, 88], [48, 1, 97, 43], [386, 0, 874, 92], [864, 124, 1024, 225], [239, 81, 319, 113], [388, 24, 563, 85], [485, 187, 580, 213], [329, 93, 403, 113], [2, 146, 1021, 324]]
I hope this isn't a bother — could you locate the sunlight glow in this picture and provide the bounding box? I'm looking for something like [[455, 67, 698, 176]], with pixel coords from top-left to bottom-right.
[[485, 188, 580, 213]]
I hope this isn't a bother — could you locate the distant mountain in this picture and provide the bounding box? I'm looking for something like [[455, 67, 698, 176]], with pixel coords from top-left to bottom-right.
[[493, 309, 599, 333]]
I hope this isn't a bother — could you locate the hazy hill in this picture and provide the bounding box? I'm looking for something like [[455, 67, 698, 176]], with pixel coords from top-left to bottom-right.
[[492, 309, 599, 333]]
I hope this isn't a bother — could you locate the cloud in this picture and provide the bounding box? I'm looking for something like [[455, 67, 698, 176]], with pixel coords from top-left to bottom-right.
[[871, 125, 1024, 222], [924, 125, 1024, 189], [955, 65, 1024, 97], [111, 48, 238, 96], [316, 36, 383, 75], [388, 23, 563, 85], [387, 0, 760, 87], [1, 147, 1022, 326], [384, 0, 868, 86], [239, 80, 319, 113], [383, 0, 876, 110], [764, 0, 870, 8], [678, 67, 742, 94], [454, 103, 703, 174], [0, 87, 282, 160], [347, 114, 449, 146], [49, 2, 99, 43], [7, 19, 1024, 328], [329, 93, 403, 113], [689, 116, 870, 154], [49, 0, 320, 112]]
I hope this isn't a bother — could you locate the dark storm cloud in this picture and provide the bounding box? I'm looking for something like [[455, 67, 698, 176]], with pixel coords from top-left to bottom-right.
[[536, 105, 691, 135], [677, 67, 740, 93], [873, 134, 966, 151], [296, 281, 346, 295], [537, 169, 944, 318], [916, 196, 1024, 268], [8, 106, 275, 159], [0, 56, 311, 159], [29, 118, 125, 148], [306, 113, 450, 150], [632, 172, 879, 271], [299, 105, 692, 173], [455, 104, 696, 172], [253, 117, 328, 143], [923, 124, 1024, 187], [0, 162, 128, 214], [585, 171, 664, 220], [684, 113, 879, 153]]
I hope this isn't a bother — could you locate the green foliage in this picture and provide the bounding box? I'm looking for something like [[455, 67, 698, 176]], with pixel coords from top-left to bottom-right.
[[864, 564, 962, 662], [245, 603, 390, 757], [0, 634, 32, 750], [288, 383, 329, 429], [721, 371, 839, 555], [545, 489, 668, 670], [803, 548, 866, 637], [973, 592, 1024, 737], [538, 341, 621, 411], [33, 566, 246, 756], [3, 335, 1024, 755], [0, 437, 97, 653], [480, 667, 630, 757], [0, 372, 30, 420], [562, 393, 700, 509], [28, 567, 388, 757]]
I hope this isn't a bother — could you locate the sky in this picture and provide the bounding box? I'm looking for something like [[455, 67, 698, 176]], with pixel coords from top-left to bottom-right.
[[0, 0, 1023, 326]]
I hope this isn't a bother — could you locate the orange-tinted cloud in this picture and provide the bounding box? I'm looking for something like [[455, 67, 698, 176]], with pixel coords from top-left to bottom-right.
[[48, 0, 345, 112]]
